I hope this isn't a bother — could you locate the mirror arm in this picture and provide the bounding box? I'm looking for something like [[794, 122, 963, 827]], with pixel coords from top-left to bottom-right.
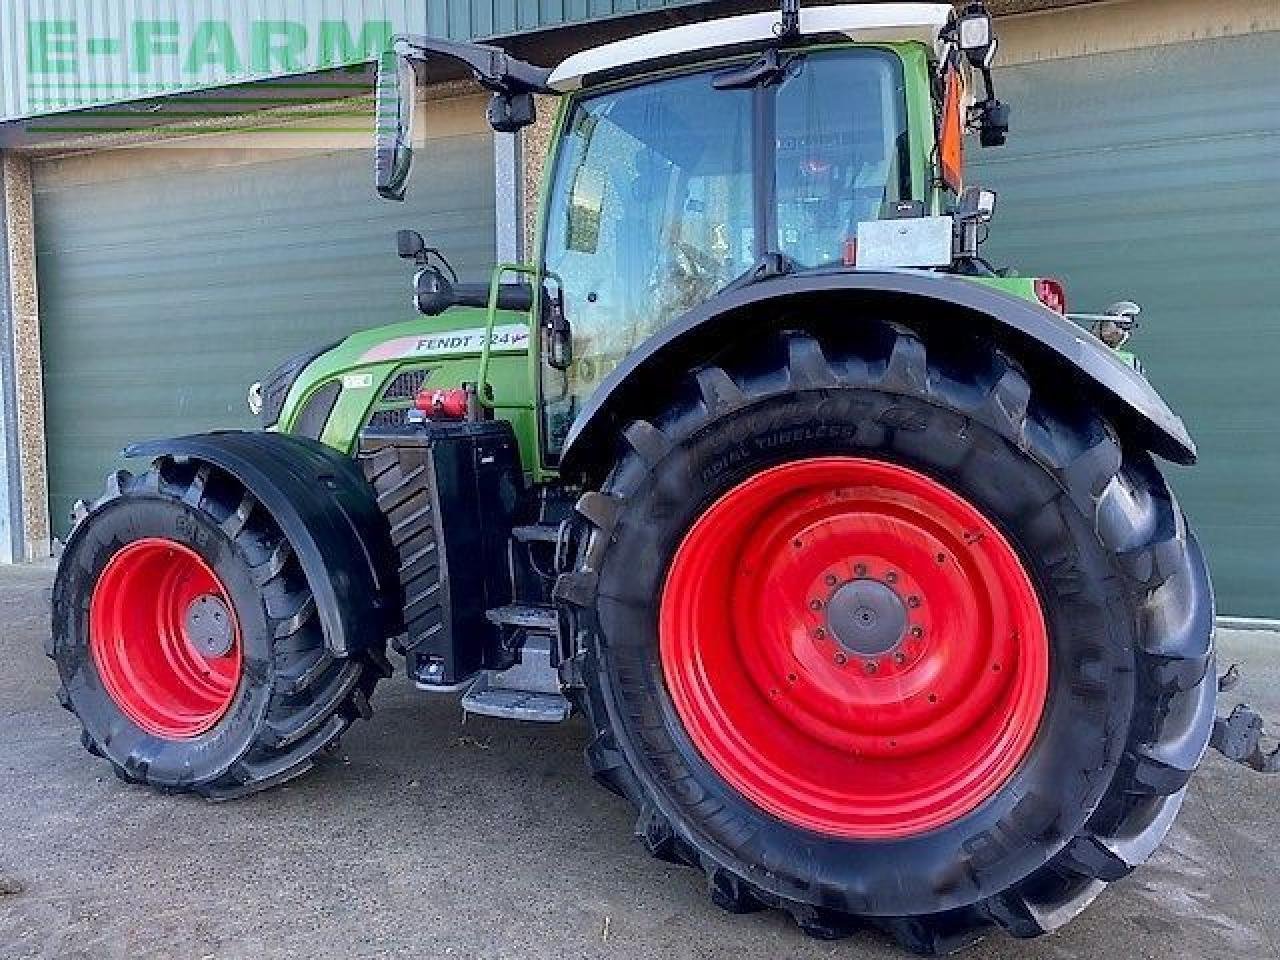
[[393, 34, 554, 95]]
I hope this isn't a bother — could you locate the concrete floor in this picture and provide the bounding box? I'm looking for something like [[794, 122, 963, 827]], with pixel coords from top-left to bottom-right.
[[2, 562, 1277, 960]]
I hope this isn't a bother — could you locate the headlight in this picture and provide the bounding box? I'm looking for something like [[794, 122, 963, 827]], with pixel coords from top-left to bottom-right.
[[247, 381, 263, 416]]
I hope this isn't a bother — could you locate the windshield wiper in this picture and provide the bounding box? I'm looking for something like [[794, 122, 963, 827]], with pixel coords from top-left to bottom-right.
[[722, 252, 797, 293], [713, 49, 796, 90]]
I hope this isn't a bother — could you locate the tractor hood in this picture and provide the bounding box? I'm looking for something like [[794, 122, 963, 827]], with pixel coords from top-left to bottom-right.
[[266, 306, 534, 459]]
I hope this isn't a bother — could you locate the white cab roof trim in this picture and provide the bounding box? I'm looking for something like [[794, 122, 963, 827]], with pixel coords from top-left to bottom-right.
[[548, 3, 954, 92]]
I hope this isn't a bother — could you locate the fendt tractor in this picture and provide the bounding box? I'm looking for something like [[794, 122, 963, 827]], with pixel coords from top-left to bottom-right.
[[49, 2, 1276, 953]]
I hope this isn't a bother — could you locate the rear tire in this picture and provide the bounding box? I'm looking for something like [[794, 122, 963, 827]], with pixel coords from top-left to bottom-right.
[[559, 320, 1215, 953], [50, 457, 391, 799]]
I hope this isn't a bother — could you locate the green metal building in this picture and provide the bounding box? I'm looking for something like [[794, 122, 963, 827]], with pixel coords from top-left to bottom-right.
[[0, 0, 1277, 617]]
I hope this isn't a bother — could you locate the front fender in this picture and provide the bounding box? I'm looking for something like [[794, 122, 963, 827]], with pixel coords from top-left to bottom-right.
[[124, 431, 400, 658], [559, 270, 1195, 479]]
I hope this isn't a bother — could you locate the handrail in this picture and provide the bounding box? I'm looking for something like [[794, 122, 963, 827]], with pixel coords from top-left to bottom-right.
[[477, 262, 542, 410]]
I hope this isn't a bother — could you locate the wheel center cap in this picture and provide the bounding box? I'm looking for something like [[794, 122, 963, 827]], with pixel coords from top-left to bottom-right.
[[827, 579, 907, 656], [184, 593, 235, 658]]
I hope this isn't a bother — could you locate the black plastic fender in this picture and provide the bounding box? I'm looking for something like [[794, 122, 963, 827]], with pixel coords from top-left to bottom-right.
[[124, 431, 401, 658], [559, 269, 1197, 478]]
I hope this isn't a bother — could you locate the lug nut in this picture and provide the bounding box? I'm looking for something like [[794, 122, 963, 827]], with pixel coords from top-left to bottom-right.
[[824, 574, 838, 586], [854, 563, 868, 577], [885, 571, 898, 584], [907, 595, 921, 608], [809, 598, 823, 611], [910, 626, 924, 638], [834, 652, 847, 666], [864, 661, 878, 674], [893, 652, 907, 665], [814, 628, 826, 639]]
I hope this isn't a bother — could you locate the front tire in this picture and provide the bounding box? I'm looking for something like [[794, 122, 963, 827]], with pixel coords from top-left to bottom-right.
[[560, 321, 1215, 953], [50, 458, 391, 799]]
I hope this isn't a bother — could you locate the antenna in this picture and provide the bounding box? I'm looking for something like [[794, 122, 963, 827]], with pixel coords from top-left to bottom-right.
[[778, 0, 800, 38]]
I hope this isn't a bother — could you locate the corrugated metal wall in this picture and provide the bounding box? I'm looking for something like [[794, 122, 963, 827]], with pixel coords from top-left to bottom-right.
[[969, 31, 1280, 617], [35, 111, 496, 535], [3, 0, 699, 122]]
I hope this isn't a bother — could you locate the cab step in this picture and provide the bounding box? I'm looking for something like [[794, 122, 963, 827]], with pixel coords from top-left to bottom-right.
[[511, 523, 561, 544], [485, 604, 558, 632], [461, 635, 571, 723]]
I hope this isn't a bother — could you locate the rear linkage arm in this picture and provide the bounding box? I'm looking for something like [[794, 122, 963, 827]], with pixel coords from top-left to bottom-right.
[[1211, 665, 1280, 774]]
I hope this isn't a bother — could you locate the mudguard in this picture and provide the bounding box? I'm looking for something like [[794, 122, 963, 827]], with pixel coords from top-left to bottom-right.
[[559, 269, 1197, 478], [124, 431, 401, 658]]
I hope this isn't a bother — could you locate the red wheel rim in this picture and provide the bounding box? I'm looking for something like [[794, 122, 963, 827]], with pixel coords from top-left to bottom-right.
[[659, 458, 1049, 839], [89, 538, 243, 739]]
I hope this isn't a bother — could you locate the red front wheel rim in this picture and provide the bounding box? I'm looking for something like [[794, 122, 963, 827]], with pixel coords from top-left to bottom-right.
[[659, 457, 1050, 839], [89, 538, 243, 739]]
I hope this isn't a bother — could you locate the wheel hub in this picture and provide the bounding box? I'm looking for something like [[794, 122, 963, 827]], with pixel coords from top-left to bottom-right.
[[184, 594, 235, 658], [826, 578, 906, 656]]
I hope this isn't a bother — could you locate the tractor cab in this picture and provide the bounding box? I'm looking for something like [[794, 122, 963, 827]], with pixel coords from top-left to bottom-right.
[[375, 2, 1015, 455]]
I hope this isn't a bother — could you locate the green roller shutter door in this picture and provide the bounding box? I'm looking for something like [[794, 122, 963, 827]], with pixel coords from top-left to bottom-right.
[[36, 118, 495, 540], [969, 32, 1280, 618]]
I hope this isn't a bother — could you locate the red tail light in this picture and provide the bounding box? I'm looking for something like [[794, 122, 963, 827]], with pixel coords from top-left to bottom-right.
[[414, 387, 469, 420], [1034, 278, 1067, 314]]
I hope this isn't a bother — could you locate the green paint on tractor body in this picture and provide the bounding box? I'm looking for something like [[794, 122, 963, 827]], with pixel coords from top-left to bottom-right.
[[276, 306, 543, 471]]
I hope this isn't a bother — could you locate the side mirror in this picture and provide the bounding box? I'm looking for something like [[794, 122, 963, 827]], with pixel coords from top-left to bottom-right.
[[375, 51, 419, 202]]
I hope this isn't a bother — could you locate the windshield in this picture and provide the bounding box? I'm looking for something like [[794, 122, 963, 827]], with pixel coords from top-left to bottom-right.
[[540, 47, 911, 454], [776, 51, 911, 266]]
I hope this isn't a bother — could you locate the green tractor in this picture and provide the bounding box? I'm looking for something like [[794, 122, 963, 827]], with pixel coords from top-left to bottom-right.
[[51, 1, 1260, 952]]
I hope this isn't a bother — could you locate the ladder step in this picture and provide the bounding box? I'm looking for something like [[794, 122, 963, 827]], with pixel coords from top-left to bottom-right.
[[512, 523, 561, 544], [461, 685, 572, 723], [485, 604, 557, 631]]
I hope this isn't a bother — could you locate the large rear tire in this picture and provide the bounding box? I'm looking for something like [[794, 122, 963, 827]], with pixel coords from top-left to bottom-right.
[[50, 458, 391, 799], [559, 321, 1215, 953]]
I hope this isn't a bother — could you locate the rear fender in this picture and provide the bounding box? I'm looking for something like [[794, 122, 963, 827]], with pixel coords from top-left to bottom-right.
[[124, 431, 401, 658], [559, 270, 1196, 479]]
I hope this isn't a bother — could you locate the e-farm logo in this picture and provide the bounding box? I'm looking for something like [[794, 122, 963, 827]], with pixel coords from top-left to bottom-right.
[[27, 18, 393, 79], [23, 16, 394, 134]]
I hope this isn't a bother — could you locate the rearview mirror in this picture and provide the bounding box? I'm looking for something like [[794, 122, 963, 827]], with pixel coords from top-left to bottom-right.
[[375, 51, 419, 202]]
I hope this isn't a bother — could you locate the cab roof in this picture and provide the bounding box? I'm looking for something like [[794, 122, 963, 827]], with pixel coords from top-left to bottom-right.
[[547, 3, 955, 92]]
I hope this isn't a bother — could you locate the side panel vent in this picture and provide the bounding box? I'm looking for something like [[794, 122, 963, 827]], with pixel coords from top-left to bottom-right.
[[293, 382, 342, 440], [367, 408, 411, 430], [382, 368, 431, 401]]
